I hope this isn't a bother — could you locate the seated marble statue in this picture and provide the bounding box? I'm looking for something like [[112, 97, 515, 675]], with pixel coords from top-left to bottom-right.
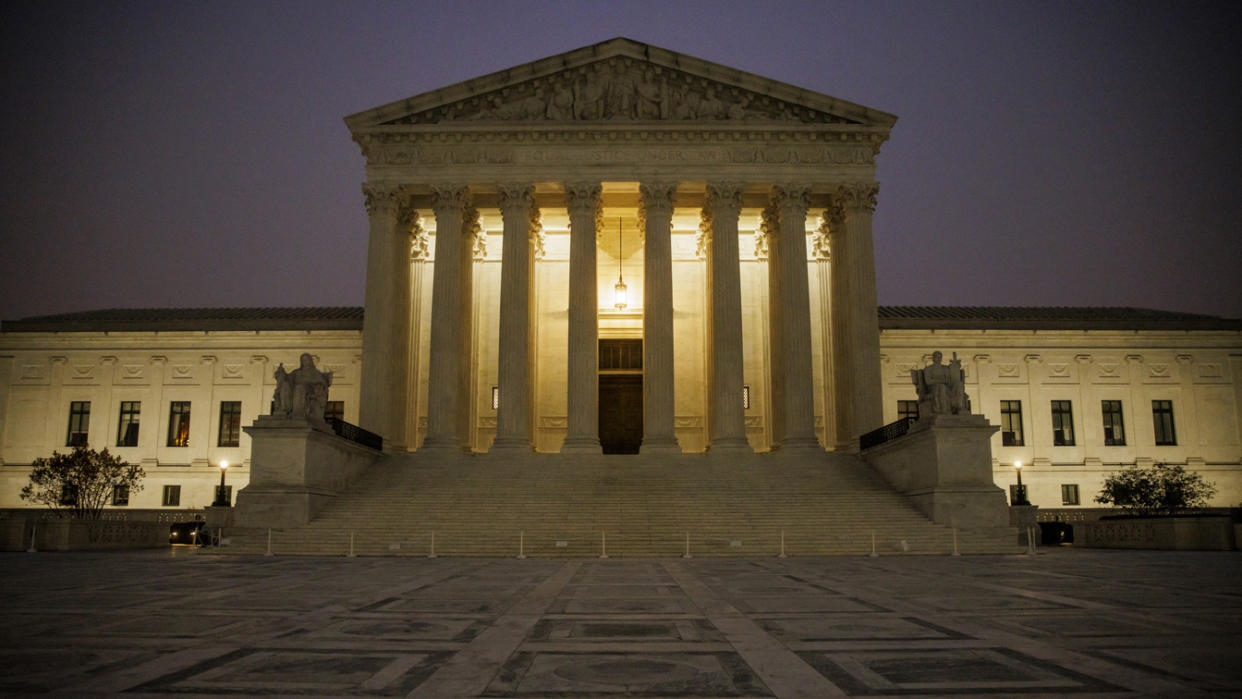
[[911, 351, 970, 417], [271, 353, 333, 429]]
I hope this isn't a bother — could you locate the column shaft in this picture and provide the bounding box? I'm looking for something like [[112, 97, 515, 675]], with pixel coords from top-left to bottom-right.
[[760, 203, 784, 448], [830, 183, 883, 447], [492, 185, 536, 451], [359, 183, 413, 450], [561, 183, 602, 453], [422, 186, 468, 452], [706, 183, 749, 451], [640, 182, 680, 453], [773, 185, 819, 450]]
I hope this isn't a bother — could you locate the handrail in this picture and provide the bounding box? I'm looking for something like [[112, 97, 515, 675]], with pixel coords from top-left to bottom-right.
[[327, 417, 383, 451], [860, 416, 915, 450]]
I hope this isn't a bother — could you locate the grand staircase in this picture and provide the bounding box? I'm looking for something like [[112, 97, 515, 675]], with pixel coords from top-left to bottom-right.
[[224, 451, 1020, 557]]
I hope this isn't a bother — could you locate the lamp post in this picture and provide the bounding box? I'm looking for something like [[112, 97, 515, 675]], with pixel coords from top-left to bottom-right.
[[1013, 460, 1029, 506], [214, 460, 230, 507]]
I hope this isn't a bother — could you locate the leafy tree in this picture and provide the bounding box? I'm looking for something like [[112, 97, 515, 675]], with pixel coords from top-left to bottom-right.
[[19, 447, 145, 519], [1095, 462, 1216, 516]]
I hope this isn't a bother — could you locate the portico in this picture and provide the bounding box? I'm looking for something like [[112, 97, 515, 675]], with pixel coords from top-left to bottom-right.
[[346, 39, 895, 456]]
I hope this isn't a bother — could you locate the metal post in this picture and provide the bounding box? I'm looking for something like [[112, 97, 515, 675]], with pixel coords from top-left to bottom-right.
[[779, 529, 787, 558], [952, 528, 961, 557], [869, 531, 878, 557], [683, 531, 691, 559], [27, 523, 37, 553], [264, 528, 273, 556], [518, 531, 526, 559], [348, 530, 355, 558], [600, 531, 608, 559], [429, 531, 437, 559]]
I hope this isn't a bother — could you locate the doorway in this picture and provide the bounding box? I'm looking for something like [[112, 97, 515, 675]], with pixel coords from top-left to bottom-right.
[[599, 339, 642, 454]]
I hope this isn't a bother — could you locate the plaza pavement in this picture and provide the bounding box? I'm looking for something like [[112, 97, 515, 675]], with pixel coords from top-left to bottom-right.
[[0, 548, 1239, 697]]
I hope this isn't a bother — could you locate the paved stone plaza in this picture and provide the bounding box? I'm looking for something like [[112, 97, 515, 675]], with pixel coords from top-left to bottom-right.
[[1, 549, 1239, 696]]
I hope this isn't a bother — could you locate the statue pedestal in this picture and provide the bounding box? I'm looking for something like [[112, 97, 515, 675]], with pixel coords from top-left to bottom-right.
[[233, 416, 381, 528], [863, 413, 1010, 530]]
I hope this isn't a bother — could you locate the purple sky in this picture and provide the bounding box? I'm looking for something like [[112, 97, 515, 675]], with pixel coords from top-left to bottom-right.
[[2, 1, 1240, 321]]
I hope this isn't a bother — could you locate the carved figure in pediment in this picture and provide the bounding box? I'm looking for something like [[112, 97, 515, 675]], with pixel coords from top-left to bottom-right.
[[608, 69, 636, 118], [575, 65, 608, 120], [727, 93, 748, 120], [635, 69, 664, 119], [547, 78, 575, 120], [699, 87, 725, 120], [517, 88, 546, 121], [911, 351, 969, 417], [674, 90, 701, 120]]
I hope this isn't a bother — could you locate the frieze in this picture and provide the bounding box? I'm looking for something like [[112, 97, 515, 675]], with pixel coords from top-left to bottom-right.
[[382, 56, 860, 126], [363, 142, 874, 169]]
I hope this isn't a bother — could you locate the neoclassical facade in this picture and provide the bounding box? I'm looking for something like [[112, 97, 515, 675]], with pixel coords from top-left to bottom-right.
[[348, 38, 892, 456], [1, 39, 1240, 514]]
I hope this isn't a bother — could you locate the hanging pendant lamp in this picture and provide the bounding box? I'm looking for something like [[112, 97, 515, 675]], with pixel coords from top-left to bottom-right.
[[613, 216, 628, 310]]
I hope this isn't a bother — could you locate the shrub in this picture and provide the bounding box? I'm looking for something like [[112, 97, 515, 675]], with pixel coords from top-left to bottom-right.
[[19, 447, 145, 519], [1095, 462, 1216, 516]]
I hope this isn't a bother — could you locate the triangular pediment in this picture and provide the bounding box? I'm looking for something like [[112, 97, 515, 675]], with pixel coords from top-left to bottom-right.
[[346, 38, 896, 130]]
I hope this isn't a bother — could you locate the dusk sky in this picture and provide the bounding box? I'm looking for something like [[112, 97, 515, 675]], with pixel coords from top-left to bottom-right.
[[2, 1, 1239, 321]]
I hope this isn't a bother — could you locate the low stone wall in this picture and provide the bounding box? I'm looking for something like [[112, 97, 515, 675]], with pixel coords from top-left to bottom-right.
[[1079, 516, 1236, 551], [0, 518, 167, 551]]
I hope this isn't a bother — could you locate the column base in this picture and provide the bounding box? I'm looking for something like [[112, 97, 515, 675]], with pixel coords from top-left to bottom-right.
[[707, 437, 752, 453], [559, 436, 602, 454], [639, 437, 682, 454], [777, 435, 823, 453], [489, 436, 534, 453]]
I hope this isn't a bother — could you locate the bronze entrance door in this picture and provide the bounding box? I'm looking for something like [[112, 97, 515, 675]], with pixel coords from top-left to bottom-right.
[[599, 339, 643, 454]]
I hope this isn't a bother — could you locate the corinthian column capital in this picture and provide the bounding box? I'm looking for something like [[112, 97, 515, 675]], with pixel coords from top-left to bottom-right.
[[498, 184, 536, 217], [362, 182, 403, 216], [705, 182, 743, 218], [771, 184, 811, 219], [565, 182, 602, 217], [430, 185, 469, 217], [639, 181, 676, 216], [834, 181, 879, 214]]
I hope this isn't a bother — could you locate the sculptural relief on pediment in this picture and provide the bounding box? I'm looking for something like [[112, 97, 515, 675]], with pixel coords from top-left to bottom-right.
[[383, 56, 859, 126]]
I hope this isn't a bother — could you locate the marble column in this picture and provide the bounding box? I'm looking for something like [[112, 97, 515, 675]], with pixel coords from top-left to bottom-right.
[[492, 185, 536, 452], [639, 182, 681, 453], [457, 204, 480, 451], [705, 183, 750, 451], [360, 183, 415, 450], [561, 183, 602, 454], [829, 182, 883, 448], [772, 185, 819, 451], [421, 186, 469, 452], [759, 202, 784, 448]]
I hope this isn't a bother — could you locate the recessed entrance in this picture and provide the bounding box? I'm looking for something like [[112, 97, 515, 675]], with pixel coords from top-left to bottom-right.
[[599, 339, 642, 454]]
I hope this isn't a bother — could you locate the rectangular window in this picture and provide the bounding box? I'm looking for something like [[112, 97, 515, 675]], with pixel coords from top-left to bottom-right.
[[325, 400, 344, 422], [897, 400, 920, 422], [167, 401, 191, 447], [59, 484, 77, 506], [66, 401, 90, 447], [598, 339, 642, 370], [112, 485, 130, 506], [1000, 400, 1024, 446], [117, 401, 141, 447], [1152, 400, 1177, 445], [1101, 400, 1125, 446], [1051, 400, 1075, 446], [1061, 484, 1080, 506], [161, 485, 181, 507], [217, 401, 242, 447]]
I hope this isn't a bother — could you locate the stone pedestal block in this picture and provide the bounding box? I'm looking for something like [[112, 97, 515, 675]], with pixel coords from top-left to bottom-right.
[[234, 416, 381, 528], [863, 414, 1010, 530]]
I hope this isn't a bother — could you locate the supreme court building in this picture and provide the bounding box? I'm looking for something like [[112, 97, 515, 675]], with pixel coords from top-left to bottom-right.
[[1, 39, 1240, 520]]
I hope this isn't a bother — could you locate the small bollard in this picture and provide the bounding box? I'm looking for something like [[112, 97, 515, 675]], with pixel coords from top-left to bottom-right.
[[264, 528, 274, 556], [952, 528, 961, 557], [1026, 526, 1037, 555], [779, 529, 787, 558], [27, 524, 37, 553], [869, 531, 879, 557], [428, 531, 437, 559], [683, 531, 691, 559], [518, 531, 526, 559], [600, 531, 608, 559], [348, 530, 355, 558]]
